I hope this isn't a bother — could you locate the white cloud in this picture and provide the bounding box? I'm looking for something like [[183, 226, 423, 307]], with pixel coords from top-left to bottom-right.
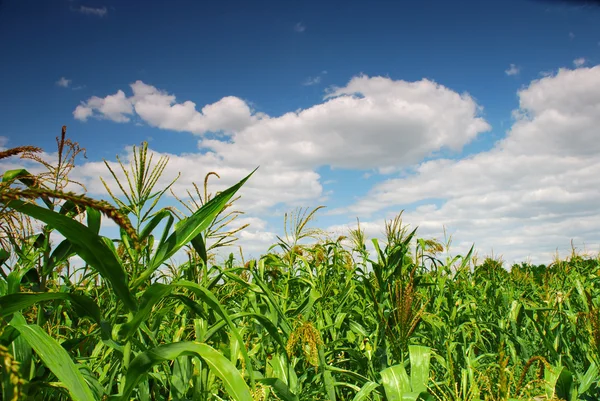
[[340, 66, 600, 264], [505, 64, 520, 76], [56, 77, 71, 88], [78, 6, 107, 17], [74, 81, 256, 133], [0, 136, 8, 149], [74, 90, 133, 122], [69, 148, 323, 214], [203, 75, 489, 171], [66, 74, 489, 246], [74, 76, 489, 172], [294, 22, 306, 32], [129, 81, 256, 134], [573, 57, 586, 67]]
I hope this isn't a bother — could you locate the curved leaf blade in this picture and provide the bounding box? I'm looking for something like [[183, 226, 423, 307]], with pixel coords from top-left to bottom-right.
[[0, 199, 137, 311], [138, 169, 256, 285], [10, 315, 96, 401], [115, 341, 252, 401], [0, 292, 102, 324]]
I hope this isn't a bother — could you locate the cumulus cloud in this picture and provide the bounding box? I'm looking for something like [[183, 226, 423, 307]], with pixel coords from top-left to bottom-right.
[[129, 81, 256, 134], [73, 76, 489, 172], [56, 77, 71, 88], [74, 81, 256, 133], [203, 75, 489, 171], [69, 147, 322, 214], [78, 6, 107, 17], [339, 66, 600, 263], [74, 90, 133, 122], [9, 68, 600, 263], [66, 74, 489, 255], [505, 64, 520, 76]]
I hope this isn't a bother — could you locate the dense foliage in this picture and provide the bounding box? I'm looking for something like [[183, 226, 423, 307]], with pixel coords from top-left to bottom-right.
[[1, 128, 599, 401]]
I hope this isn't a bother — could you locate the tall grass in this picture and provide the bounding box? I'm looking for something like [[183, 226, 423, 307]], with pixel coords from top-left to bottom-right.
[[0, 128, 599, 401]]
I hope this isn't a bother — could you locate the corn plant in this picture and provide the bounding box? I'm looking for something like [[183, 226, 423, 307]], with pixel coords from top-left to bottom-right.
[[1, 127, 600, 401]]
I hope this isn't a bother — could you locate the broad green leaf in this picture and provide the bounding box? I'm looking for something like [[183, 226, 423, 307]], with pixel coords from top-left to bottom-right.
[[544, 365, 563, 400], [555, 368, 574, 401], [86, 206, 102, 235], [139, 209, 172, 242], [0, 292, 102, 324], [10, 315, 96, 401], [45, 238, 75, 275], [351, 381, 380, 401], [113, 341, 252, 401], [319, 345, 336, 401], [116, 280, 254, 385], [408, 345, 431, 394], [0, 199, 137, 311], [190, 233, 208, 267], [381, 363, 410, 401], [174, 280, 254, 385], [0, 248, 9, 265], [119, 283, 173, 338], [2, 169, 53, 208], [579, 362, 598, 395], [138, 168, 255, 286]]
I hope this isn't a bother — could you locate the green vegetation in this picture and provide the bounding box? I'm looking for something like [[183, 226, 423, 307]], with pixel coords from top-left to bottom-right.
[[1, 127, 599, 401]]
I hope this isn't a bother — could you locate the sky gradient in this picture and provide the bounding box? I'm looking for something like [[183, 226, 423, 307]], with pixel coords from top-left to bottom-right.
[[1, 0, 600, 264]]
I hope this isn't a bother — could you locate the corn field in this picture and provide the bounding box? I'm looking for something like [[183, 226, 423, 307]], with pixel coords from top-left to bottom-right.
[[1, 128, 599, 401]]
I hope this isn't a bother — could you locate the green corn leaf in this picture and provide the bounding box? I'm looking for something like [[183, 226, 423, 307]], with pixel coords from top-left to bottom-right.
[[408, 345, 431, 394], [174, 280, 255, 386], [0, 248, 9, 265], [579, 362, 598, 395], [135, 168, 256, 287], [10, 314, 96, 401], [116, 280, 254, 386], [0, 198, 137, 311], [381, 363, 411, 401], [2, 169, 53, 208], [318, 345, 336, 401], [0, 292, 102, 324], [45, 238, 75, 275], [112, 341, 252, 401], [190, 233, 208, 267], [139, 209, 172, 242], [2, 169, 38, 187], [351, 381, 380, 401], [119, 283, 173, 338], [555, 368, 575, 401], [86, 206, 102, 235]]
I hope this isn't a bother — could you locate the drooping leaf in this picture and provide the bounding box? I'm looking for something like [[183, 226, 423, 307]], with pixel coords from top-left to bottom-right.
[[0, 292, 102, 324], [10, 314, 96, 401], [0, 199, 137, 311], [112, 341, 252, 401]]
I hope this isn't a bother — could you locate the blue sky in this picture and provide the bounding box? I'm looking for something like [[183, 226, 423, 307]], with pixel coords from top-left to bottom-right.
[[1, 0, 600, 263]]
